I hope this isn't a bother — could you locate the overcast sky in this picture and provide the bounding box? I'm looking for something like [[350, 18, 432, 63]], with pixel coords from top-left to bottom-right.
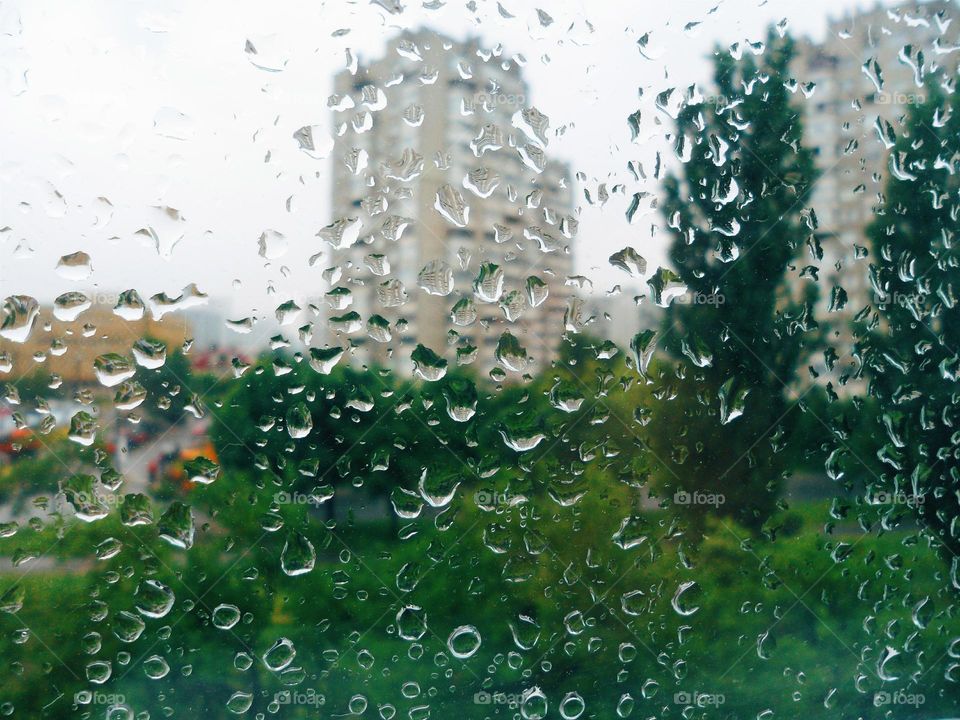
[[0, 0, 903, 330]]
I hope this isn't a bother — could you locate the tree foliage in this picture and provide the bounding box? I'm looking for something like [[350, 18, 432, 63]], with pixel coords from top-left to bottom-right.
[[649, 30, 821, 533], [861, 78, 960, 561]]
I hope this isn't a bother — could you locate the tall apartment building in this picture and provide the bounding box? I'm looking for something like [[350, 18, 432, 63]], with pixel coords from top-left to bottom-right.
[[796, 1, 957, 325], [322, 29, 576, 377]]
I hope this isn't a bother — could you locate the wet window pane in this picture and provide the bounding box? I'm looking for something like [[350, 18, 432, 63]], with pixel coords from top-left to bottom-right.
[[1, 1, 960, 718]]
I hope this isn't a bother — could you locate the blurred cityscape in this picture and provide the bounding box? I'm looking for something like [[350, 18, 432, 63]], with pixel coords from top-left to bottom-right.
[[1, 0, 952, 508], [1, 0, 950, 426]]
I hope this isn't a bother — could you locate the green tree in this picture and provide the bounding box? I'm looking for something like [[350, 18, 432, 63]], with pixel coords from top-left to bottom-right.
[[137, 344, 209, 423], [649, 30, 821, 533], [860, 79, 960, 563]]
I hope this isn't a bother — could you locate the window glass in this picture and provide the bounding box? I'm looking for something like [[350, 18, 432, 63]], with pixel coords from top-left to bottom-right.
[[1, 1, 959, 718]]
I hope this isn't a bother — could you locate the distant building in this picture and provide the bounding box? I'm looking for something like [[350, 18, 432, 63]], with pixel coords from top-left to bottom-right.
[[796, 1, 956, 327], [323, 29, 577, 377], [182, 305, 230, 352], [0, 303, 189, 384], [582, 289, 656, 352]]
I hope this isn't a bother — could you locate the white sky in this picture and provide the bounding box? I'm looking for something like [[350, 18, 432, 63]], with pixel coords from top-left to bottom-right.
[[0, 0, 890, 330]]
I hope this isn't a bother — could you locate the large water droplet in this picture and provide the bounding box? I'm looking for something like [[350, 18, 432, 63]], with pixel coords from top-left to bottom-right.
[[136, 579, 175, 619], [143, 655, 170, 679], [396, 605, 427, 641], [56, 251, 92, 280], [447, 625, 481, 659], [285, 402, 313, 439], [262, 637, 297, 671], [671, 581, 700, 616], [226, 691, 253, 715], [281, 532, 315, 576], [93, 353, 136, 388], [434, 184, 469, 227], [157, 502, 195, 549], [212, 604, 241, 630], [0, 296, 39, 343]]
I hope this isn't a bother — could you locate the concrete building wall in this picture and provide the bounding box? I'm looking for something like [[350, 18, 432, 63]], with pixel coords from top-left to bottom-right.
[[324, 29, 576, 378], [0, 305, 190, 384], [796, 1, 956, 321]]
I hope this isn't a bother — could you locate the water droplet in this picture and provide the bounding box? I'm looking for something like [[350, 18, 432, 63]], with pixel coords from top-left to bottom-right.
[[418, 260, 455, 296], [308, 346, 344, 375], [112, 611, 146, 643], [447, 625, 481, 659], [877, 645, 901, 681], [418, 467, 460, 508], [157, 502, 195, 549], [93, 353, 136, 388], [136, 579, 175, 619], [56, 251, 92, 280], [671, 581, 700, 616], [495, 332, 530, 373], [183, 456, 220, 485], [647, 267, 687, 307], [462, 167, 501, 198], [113, 289, 145, 320], [226, 691, 253, 714], [131, 339, 167, 369], [60, 472, 107, 522], [559, 692, 585, 719], [263, 637, 297, 671], [0, 296, 39, 343], [86, 660, 112, 684], [718, 377, 750, 425], [450, 298, 478, 326], [443, 378, 477, 422], [293, 125, 334, 160], [285, 402, 313, 439], [411, 345, 448, 381], [396, 605, 427, 641], [281, 532, 315, 576], [212, 604, 241, 630], [434, 183, 469, 227], [520, 687, 548, 720], [525, 276, 549, 307], [143, 655, 170, 679], [53, 291, 91, 321], [609, 247, 647, 277]]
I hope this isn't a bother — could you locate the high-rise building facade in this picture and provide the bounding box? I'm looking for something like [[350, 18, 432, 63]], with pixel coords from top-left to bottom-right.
[[323, 29, 576, 377], [796, 1, 956, 325]]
